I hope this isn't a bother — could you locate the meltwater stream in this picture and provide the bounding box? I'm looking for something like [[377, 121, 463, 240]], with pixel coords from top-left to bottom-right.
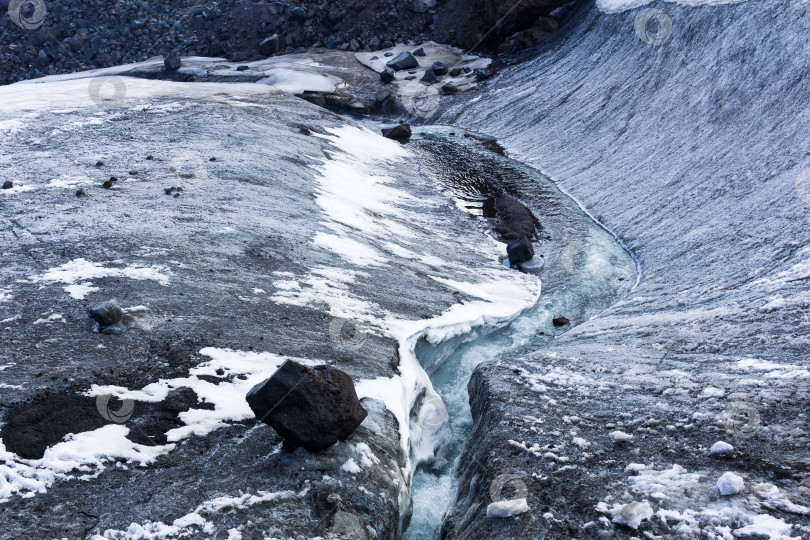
[[402, 127, 638, 538]]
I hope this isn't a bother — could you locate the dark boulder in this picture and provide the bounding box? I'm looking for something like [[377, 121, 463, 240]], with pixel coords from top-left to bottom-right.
[[246, 360, 367, 451], [88, 299, 124, 327], [386, 51, 418, 71], [441, 83, 458, 94], [412, 47, 426, 57], [290, 6, 307, 22], [553, 316, 570, 327], [474, 66, 496, 82], [381, 123, 412, 140], [506, 236, 534, 265], [421, 67, 436, 83], [493, 192, 540, 241], [163, 52, 181, 71], [2, 180, 12, 189], [380, 67, 395, 83], [431, 61, 448, 76]]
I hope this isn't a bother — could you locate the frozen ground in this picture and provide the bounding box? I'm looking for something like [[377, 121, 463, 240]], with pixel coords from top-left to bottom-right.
[[438, 0, 810, 538], [0, 73, 544, 538]]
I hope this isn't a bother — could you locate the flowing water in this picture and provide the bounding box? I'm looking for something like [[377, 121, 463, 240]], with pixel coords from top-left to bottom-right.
[[402, 126, 638, 538]]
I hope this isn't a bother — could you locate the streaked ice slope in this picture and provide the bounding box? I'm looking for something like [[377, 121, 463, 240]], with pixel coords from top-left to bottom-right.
[[439, 0, 810, 538]]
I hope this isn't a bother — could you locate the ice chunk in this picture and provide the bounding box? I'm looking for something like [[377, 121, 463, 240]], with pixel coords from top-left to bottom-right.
[[717, 472, 744, 496], [609, 430, 634, 442], [486, 498, 530, 518], [710, 441, 734, 455], [613, 501, 653, 529]]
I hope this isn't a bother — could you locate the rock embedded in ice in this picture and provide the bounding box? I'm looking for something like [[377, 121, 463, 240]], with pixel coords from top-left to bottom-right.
[[245, 360, 368, 451], [552, 315, 570, 327], [432, 61, 448, 76], [710, 441, 735, 455], [380, 68, 395, 83], [88, 299, 124, 327], [613, 501, 653, 529], [381, 123, 412, 140], [421, 67, 436, 83], [486, 498, 530, 518], [164, 52, 181, 72], [2, 180, 12, 189], [609, 430, 634, 443], [494, 192, 540, 241], [717, 472, 745, 496], [386, 52, 419, 71], [412, 47, 426, 57], [506, 236, 534, 265]]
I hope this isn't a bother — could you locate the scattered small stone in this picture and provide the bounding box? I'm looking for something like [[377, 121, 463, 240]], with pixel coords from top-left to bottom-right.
[[450, 67, 463, 77], [215, 368, 225, 376], [474, 66, 496, 82], [380, 68, 395, 83], [209, 157, 217, 162], [129, 170, 138, 176], [2, 181, 12, 190], [110, 176, 118, 182], [717, 472, 744, 496], [164, 52, 181, 72], [95, 160, 104, 167], [431, 61, 448, 76], [75, 188, 86, 197], [552, 316, 570, 327], [236, 65, 249, 72], [386, 51, 419, 71], [383, 52, 394, 57], [710, 441, 735, 455], [441, 83, 458, 94], [370, 55, 379, 60], [506, 236, 534, 265], [412, 47, 426, 56], [245, 360, 368, 451], [146, 155, 153, 160], [404, 75, 416, 80], [381, 123, 412, 140], [174, 193, 180, 198], [102, 180, 114, 189], [88, 299, 124, 327], [164, 186, 183, 195]]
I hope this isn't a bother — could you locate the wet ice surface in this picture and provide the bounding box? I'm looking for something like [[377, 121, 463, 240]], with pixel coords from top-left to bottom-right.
[[438, 0, 810, 538]]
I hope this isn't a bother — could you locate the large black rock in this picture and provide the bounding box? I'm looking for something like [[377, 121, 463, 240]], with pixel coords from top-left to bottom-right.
[[386, 51, 419, 71], [88, 299, 124, 327], [246, 360, 367, 451], [506, 236, 534, 265], [381, 123, 412, 140], [493, 192, 540, 242]]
